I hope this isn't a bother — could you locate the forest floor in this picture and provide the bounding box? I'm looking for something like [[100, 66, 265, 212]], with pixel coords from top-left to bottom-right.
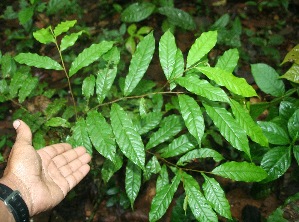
[[1, 0, 299, 221]]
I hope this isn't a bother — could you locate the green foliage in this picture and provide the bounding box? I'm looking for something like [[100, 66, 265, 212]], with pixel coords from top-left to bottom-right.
[[1, 16, 298, 221]]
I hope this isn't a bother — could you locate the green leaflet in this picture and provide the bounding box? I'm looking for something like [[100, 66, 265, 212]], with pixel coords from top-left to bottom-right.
[[18, 6, 33, 25], [159, 30, 177, 81], [149, 173, 181, 222], [178, 94, 205, 144], [203, 103, 251, 159], [169, 48, 184, 90], [261, 146, 291, 182], [96, 47, 120, 103], [121, 2, 155, 22], [45, 117, 70, 128], [14, 53, 63, 70], [110, 103, 145, 169], [251, 63, 285, 97], [33, 26, 55, 44], [281, 44, 299, 65], [69, 41, 114, 76], [279, 100, 299, 120], [215, 48, 239, 73], [197, 66, 257, 97], [44, 98, 67, 117], [230, 99, 268, 147], [187, 31, 217, 68], [82, 75, 95, 100], [146, 115, 184, 149], [202, 173, 232, 219], [53, 20, 77, 37], [70, 118, 92, 154], [158, 7, 196, 31], [177, 148, 224, 166], [176, 75, 230, 103], [86, 110, 116, 163], [212, 161, 268, 182], [101, 151, 123, 183], [293, 145, 299, 165], [257, 121, 290, 145], [288, 109, 299, 140], [124, 32, 155, 96], [139, 112, 163, 135], [60, 31, 84, 51], [125, 160, 142, 208], [182, 172, 218, 222], [280, 63, 299, 84], [144, 156, 161, 181], [156, 165, 169, 192], [159, 134, 196, 158]]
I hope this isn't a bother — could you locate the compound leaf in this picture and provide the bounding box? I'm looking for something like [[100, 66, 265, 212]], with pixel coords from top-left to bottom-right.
[[86, 110, 116, 162], [202, 173, 232, 219], [69, 41, 114, 76], [212, 161, 267, 182], [124, 32, 155, 96], [178, 94, 205, 144], [15, 53, 63, 70], [110, 103, 145, 169]]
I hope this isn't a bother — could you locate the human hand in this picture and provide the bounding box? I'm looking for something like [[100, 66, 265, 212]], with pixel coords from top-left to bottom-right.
[[0, 120, 91, 216]]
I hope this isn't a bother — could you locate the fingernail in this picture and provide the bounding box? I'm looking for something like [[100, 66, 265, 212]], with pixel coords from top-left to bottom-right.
[[13, 120, 21, 130]]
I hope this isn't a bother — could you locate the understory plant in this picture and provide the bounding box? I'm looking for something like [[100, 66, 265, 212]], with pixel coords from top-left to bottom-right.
[[1, 19, 287, 221]]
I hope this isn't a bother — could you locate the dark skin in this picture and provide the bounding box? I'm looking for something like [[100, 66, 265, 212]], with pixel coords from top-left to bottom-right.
[[0, 120, 91, 219]]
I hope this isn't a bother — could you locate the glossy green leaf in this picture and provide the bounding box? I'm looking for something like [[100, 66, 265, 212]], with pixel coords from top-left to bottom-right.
[[293, 145, 299, 165], [261, 146, 291, 182], [176, 75, 229, 103], [279, 100, 298, 120], [125, 160, 142, 208], [33, 26, 55, 44], [18, 76, 38, 103], [15, 53, 63, 70], [159, 30, 177, 81], [169, 48, 184, 90], [197, 66, 257, 97], [144, 156, 161, 181], [156, 165, 169, 192], [251, 63, 285, 97], [53, 20, 76, 37], [121, 2, 155, 22], [204, 103, 251, 158], [86, 110, 116, 162], [281, 44, 299, 65], [45, 117, 70, 128], [187, 31, 217, 68], [215, 48, 239, 73], [202, 174, 232, 219], [280, 63, 299, 84], [159, 134, 196, 158], [288, 109, 299, 140], [101, 152, 123, 183], [149, 174, 181, 222], [177, 148, 224, 166], [69, 41, 114, 76], [60, 31, 83, 51], [230, 99, 268, 147], [158, 7, 196, 31], [257, 121, 290, 145], [146, 115, 184, 149], [110, 103, 145, 169], [82, 75, 95, 100], [178, 94, 204, 144], [182, 172, 218, 222], [71, 118, 92, 154], [139, 112, 163, 135], [124, 32, 155, 96], [96, 47, 120, 103], [212, 161, 267, 182]]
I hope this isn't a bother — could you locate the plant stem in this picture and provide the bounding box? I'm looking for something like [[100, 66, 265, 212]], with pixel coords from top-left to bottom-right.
[[50, 28, 78, 119]]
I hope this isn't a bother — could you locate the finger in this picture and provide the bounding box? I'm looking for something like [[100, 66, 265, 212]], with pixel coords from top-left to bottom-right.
[[52, 147, 88, 168], [38, 143, 72, 159], [57, 153, 91, 177], [13, 119, 32, 147], [65, 164, 90, 190]]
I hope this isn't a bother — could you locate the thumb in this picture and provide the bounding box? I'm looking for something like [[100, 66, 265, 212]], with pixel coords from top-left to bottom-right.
[[13, 119, 32, 146]]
